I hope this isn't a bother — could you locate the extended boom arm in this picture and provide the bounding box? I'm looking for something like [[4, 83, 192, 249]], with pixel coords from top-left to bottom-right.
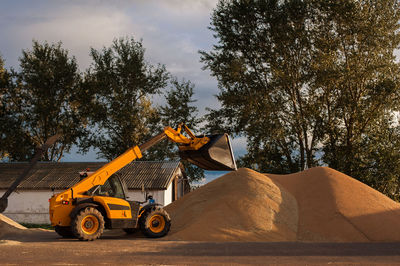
[[68, 124, 236, 196]]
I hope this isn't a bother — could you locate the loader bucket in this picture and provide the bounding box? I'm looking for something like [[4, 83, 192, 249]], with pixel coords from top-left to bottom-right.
[[179, 133, 237, 171]]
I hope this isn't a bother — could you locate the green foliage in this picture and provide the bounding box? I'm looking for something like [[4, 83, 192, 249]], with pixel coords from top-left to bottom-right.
[[81, 37, 169, 160], [1, 37, 203, 183], [0, 55, 10, 159], [1, 41, 84, 161], [203, 0, 400, 199], [313, 0, 400, 179], [0, 56, 26, 160], [160, 78, 200, 128], [355, 118, 400, 201], [157, 78, 204, 182], [201, 0, 322, 173], [81, 38, 204, 182]]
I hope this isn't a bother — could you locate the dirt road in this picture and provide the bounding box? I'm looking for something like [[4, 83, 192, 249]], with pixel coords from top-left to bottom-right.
[[1, 230, 400, 265]]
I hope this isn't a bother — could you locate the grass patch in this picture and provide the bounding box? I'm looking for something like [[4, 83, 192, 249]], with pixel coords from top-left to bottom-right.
[[20, 223, 54, 230]]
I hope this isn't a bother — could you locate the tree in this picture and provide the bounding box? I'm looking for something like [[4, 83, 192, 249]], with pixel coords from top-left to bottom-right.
[[201, 0, 322, 173], [161, 79, 200, 129], [312, 0, 400, 178], [202, 0, 400, 199], [82, 38, 203, 182], [0, 56, 27, 160], [1, 42, 84, 161], [82, 37, 169, 160], [355, 118, 400, 201], [0, 55, 10, 159], [157, 78, 204, 182]]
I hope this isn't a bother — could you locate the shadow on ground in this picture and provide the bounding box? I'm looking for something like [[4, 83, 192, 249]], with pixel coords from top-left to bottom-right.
[[131, 241, 400, 257], [0, 228, 147, 243]]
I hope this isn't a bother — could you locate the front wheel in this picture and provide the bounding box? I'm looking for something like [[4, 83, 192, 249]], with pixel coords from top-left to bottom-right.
[[140, 207, 171, 238], [71, 207, 105, 241]]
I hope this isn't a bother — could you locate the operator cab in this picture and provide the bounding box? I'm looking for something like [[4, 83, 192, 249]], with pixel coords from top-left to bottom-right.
[[85, 174, 128, 199]]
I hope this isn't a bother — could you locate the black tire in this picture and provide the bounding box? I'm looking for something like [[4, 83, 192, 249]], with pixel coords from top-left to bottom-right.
[[123, 228, 137, 234], [140, 207, 171, 238], [54, 225, 74, 238], [71, 207, 105, 241]]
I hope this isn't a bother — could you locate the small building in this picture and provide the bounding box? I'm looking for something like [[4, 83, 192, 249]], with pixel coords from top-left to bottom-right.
[[0, 161, 189, 224]]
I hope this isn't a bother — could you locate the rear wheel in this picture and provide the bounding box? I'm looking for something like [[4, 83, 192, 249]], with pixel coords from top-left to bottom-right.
[[54, 225, 74, 238], [71, 207, 105, 241], [140, 207, 171, 238]]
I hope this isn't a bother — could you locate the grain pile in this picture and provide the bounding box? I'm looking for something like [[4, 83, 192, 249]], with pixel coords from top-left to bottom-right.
[[165, 168, 298, 241], [268, 167, 400, 242], [2, 166, 400, 242], [166, 167, 400, 242], [0, 213, 26, 239], [0, 214, 53, 242]]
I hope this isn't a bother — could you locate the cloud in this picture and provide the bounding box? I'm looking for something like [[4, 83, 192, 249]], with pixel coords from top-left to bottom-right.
[[159, 0, 218, 10], [0, 2, 140, 69], [0, 1, 220, 110], [231, 136, 248, 158], [0, 0, 231, 161], [147, 0, 218, 21]]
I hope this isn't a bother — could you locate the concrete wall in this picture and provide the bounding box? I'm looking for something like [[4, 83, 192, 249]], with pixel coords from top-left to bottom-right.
[[164, 182, 173, 206], [1, 190, 61, 224], [126, 183, 175, 206], [125, 189, 166, 205]]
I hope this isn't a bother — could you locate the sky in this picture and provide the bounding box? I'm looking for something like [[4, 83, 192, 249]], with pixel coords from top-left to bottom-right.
[[0, 0, 246, 184]]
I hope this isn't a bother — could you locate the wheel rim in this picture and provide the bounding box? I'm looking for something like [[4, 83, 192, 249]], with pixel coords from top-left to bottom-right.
[[149, 214, 165, 233], [81, 215, 99, 235]]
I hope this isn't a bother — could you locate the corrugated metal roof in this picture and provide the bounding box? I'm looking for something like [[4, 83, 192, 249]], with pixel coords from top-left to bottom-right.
[[0, 161, 181, 190]]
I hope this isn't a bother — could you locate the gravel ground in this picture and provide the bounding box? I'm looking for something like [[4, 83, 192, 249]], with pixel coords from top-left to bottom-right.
[[1, 230, 400, 265]]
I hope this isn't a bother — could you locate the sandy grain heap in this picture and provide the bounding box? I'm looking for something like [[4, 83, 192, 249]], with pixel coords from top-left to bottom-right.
[[268, 167, 400, 242], [166, 167, 400, 242], [2, 166, 400, 242], [0, 213, 26, 239], [165, 168, 298, 241]]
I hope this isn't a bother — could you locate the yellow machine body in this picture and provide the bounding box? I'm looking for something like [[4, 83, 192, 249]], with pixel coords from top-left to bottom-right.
[[50, 145, 143, 227], [50, 195, 134, 226], [48, 125, 237, 239]]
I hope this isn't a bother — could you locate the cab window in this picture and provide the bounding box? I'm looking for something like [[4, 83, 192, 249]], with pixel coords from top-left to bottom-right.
[[87, 175, 125, 199]]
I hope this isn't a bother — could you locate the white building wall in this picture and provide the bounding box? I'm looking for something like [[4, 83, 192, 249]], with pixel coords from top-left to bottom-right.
[[1, 187, 171, 224], [1, 190, 62, 224], [164, 182, 173, 206], [125, 190, 165, 206]]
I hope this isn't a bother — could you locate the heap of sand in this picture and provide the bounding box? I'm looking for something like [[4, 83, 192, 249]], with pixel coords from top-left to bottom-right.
[[0, 213, 26, 239], [3, 166, 400, 242], [268, 167, 400, 242], [166, 167, 400, 242], [0, 214, 54, 242], [165, 168, 299, 241]]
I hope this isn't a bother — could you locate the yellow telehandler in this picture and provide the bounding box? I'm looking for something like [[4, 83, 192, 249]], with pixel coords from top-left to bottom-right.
[[49, 124, 236, 240]]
